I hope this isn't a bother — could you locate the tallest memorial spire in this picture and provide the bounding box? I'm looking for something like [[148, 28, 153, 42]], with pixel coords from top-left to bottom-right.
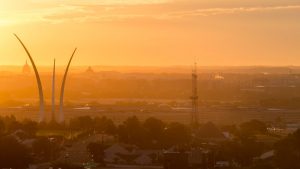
[[14, 34, 45, 122]]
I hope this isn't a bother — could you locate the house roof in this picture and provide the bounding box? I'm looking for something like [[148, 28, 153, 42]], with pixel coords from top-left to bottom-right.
[[260, 150, 275, 160]]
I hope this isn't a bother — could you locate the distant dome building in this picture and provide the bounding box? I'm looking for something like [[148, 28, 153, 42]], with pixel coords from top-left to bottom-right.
[[85, 66, 95, 74], [22, 60, 31, 74]]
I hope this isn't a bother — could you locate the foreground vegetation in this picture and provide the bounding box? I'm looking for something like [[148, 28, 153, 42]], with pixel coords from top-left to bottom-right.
[[0, 115, 299, 169]]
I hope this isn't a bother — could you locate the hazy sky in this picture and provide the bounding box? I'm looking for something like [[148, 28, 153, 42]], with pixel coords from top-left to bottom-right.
[[0, 0, 299, 66]]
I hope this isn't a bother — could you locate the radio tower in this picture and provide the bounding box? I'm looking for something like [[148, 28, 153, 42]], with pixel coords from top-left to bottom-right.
[[190, 62, 199, 127]]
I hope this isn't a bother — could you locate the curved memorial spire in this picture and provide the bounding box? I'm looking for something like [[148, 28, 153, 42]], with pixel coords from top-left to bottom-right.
[[14, 34, 45, 122], [59, 48, 77, 123]]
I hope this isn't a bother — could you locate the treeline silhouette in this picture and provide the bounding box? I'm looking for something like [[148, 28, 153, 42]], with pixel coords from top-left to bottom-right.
[[0, 115, 299, 168]]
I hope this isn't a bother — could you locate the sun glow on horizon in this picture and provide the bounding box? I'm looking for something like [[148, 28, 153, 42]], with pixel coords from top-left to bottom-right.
[[0, 0, 300, 66]]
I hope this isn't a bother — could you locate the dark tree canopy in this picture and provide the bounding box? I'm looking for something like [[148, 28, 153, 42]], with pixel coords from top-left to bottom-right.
[[240, 119, 267, 136], [197, 122, 224, 139], [275, 129, 300, 169], [0, 136, 31, 169], [163, 122, 191, 147], [32, 137, 60, 161], [143, 117, 165, 144], [87, 142, 105, 164], [94, 116, 117, 135]]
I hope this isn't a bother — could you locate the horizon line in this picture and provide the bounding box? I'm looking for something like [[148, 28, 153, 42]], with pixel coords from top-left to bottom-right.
[[0, 64, 299, 68]]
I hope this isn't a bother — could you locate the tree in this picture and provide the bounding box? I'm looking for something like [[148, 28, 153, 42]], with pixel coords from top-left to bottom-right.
[[87, 142, 105, 164], [163, 122, 191, 147], [94, 117, 117, 135], [4, 115, 22, 133], [104, 119, 117, 135], [197, 122, 224, 139], [236, 137, 264, 166], [21, 119, 38, 137], [240, 120, 267, 136], [220, 137, 264, 167], [0, 136, 31, 168], [117, 116, 147, 146], [143, 117, 165, 147], [69, 116, 93, 130], [32, 137, 60, 161], [274, 129, 300, 169], [0, 118, 5, 135]]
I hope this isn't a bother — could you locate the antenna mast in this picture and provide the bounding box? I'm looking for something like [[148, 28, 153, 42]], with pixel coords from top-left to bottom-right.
[[190, 62, 199, 127]]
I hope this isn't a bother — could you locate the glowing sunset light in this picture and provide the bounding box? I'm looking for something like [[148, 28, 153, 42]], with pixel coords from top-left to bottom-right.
[[0, 0, 299, 66]]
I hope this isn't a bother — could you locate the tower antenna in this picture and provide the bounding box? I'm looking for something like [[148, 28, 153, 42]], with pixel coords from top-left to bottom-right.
[[190, 61, 199, 127]]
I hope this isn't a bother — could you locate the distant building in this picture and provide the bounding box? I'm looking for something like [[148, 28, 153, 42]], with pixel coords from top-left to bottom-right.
[[104, 144, 131, 163], [214, 74, 224, 80], [104, 144, 161, 165], [134, 153, 153, 165], [22, 60, 31, 74], [86, 66, 95, 74]]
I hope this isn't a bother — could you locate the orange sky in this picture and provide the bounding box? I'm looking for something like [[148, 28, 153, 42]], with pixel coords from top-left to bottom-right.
[[0, 0, 299, 66]]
